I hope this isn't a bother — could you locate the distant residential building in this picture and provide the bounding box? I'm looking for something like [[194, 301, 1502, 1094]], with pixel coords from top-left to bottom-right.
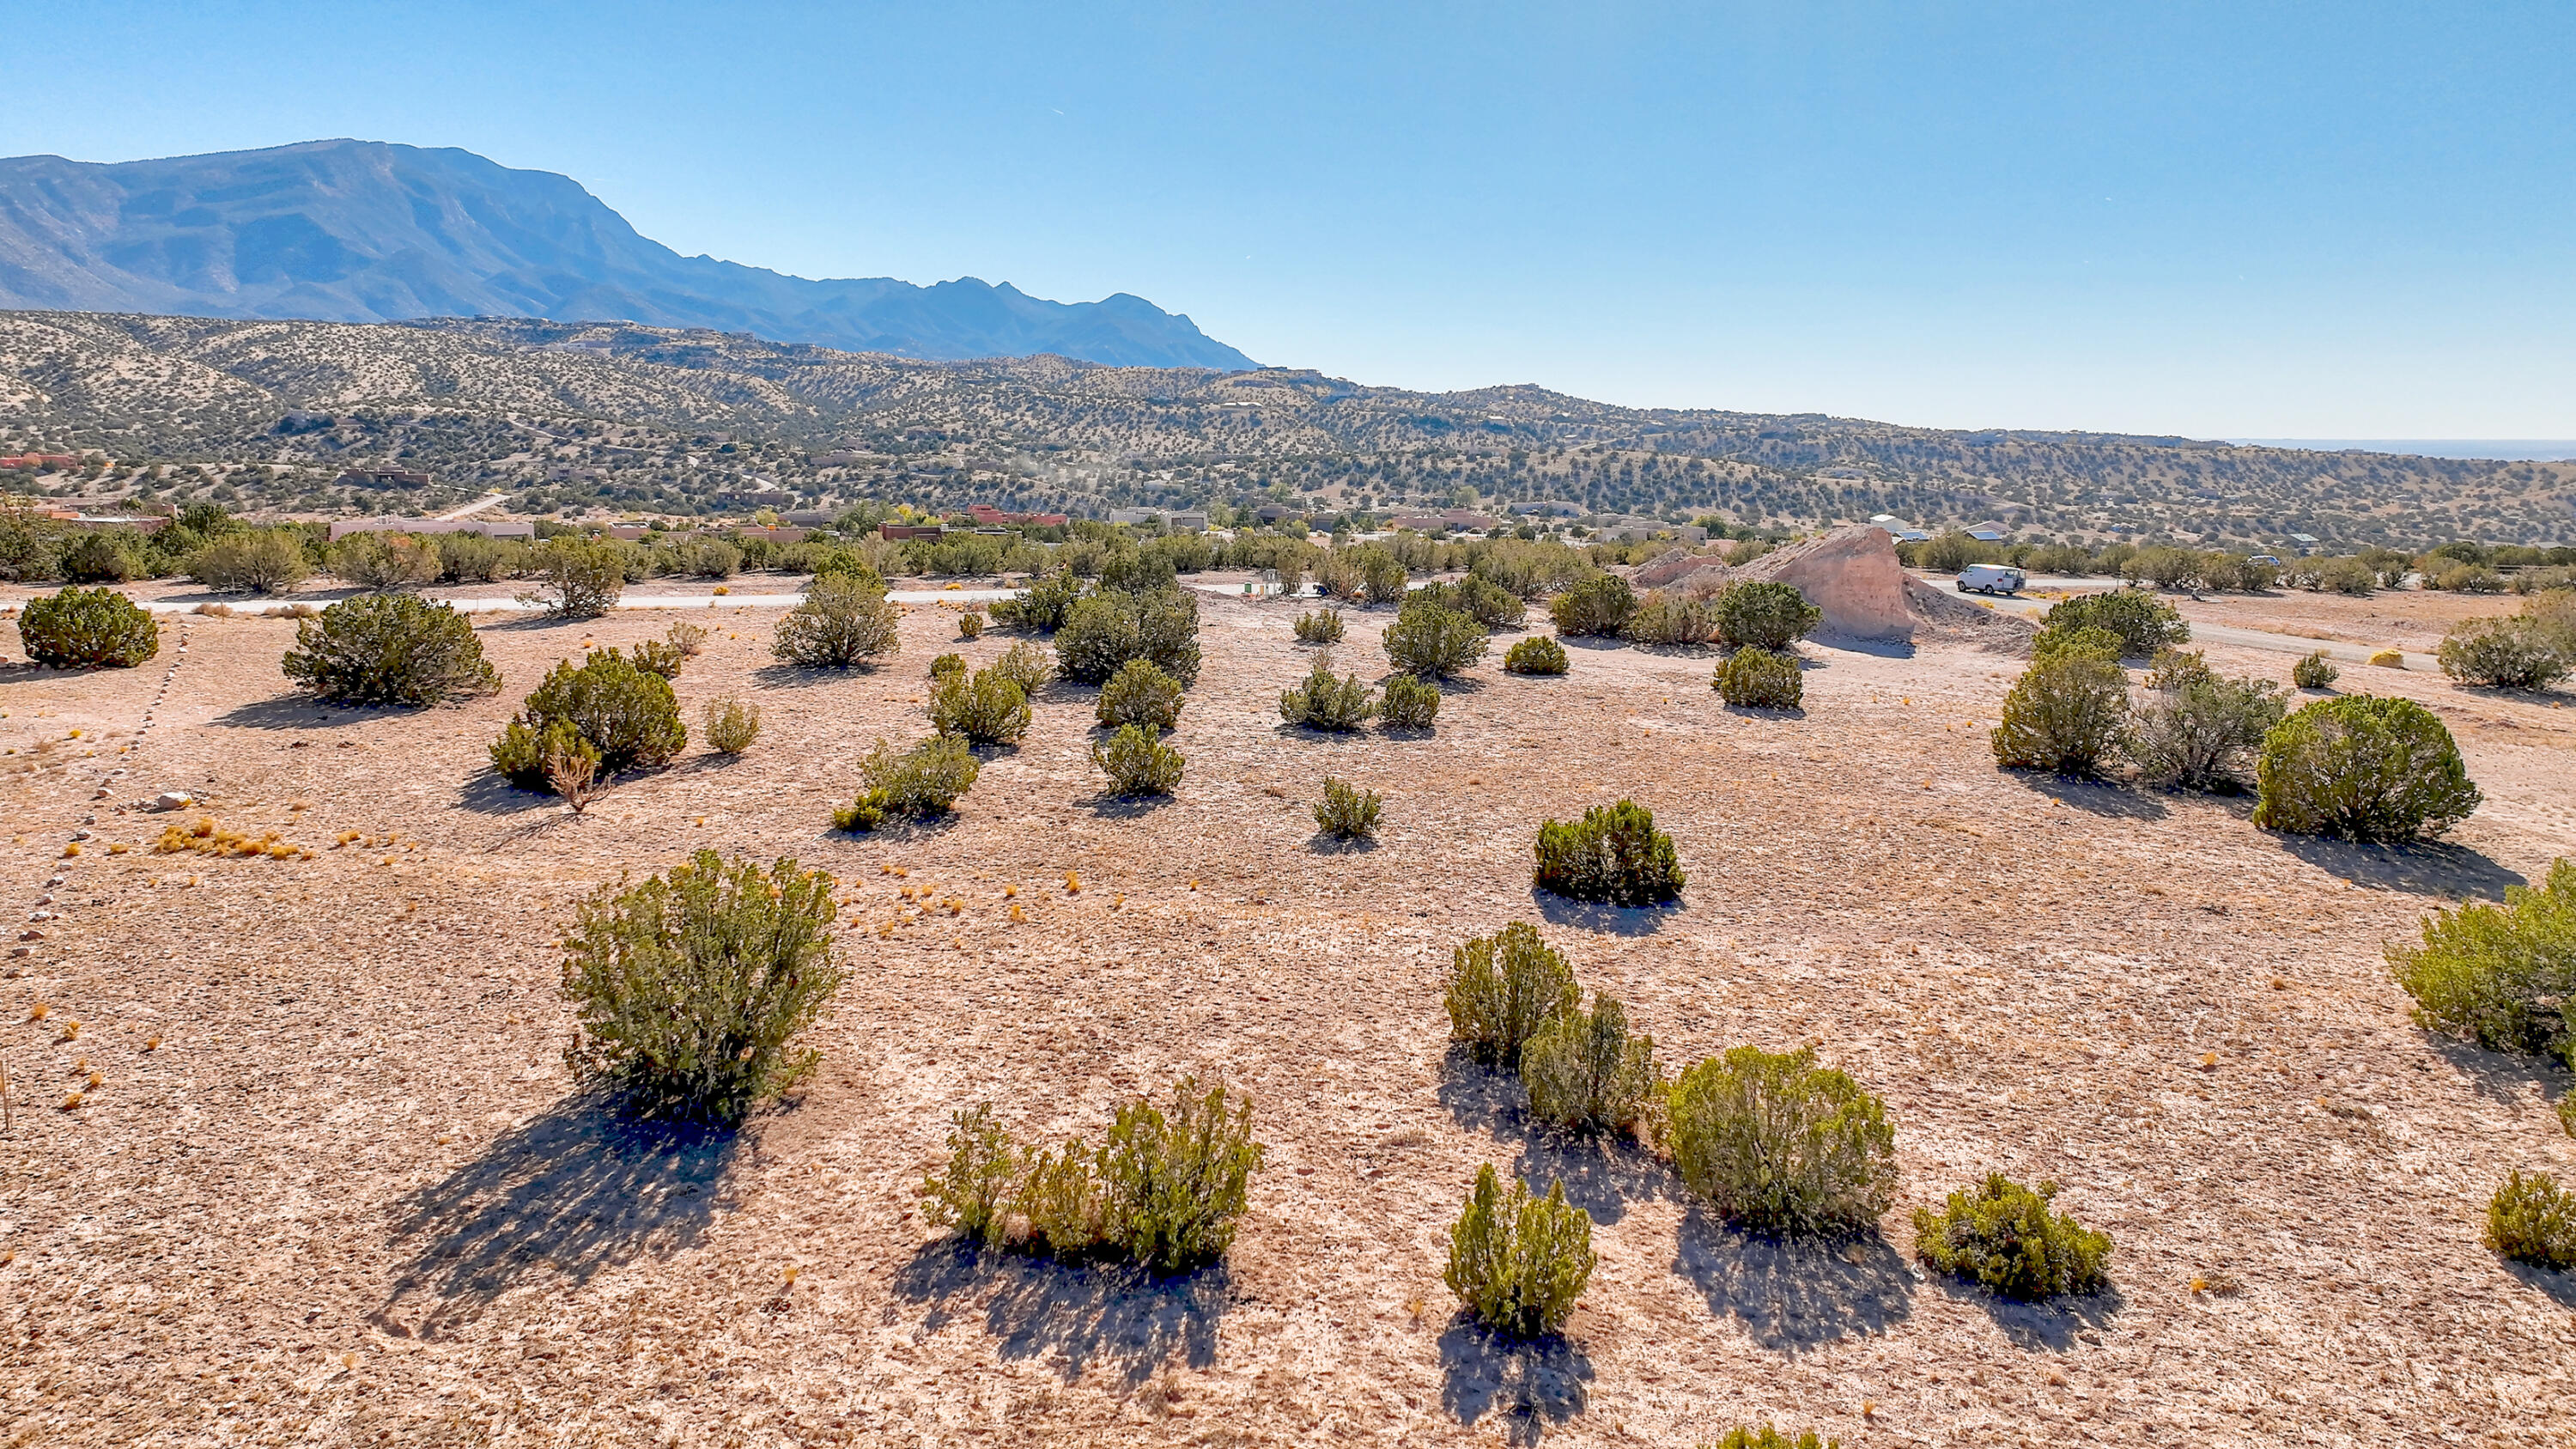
[[325, 518, 535, 541], [1514, 499, 1585, 517], [1108, 508, 1207, 530], [881, 524, 945, 540], [2, 453, 81, 470], [336, 468, 433, 489], [969, 503, 1072, 528], [46, 508, 167, 533], [1593, 519, 1708, 544], [1963, 521, 2009, 542]]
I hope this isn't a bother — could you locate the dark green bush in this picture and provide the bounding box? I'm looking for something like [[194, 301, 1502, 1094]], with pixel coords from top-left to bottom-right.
[[1548, 574, 1637, 637], [1444, 1165, 1595, 1337], [1444, 921, 1577, 1065], [330, 531, 442, 590], [2031, 624, 2125, 662], [629, 636, 686, 679], [774, 572, 902, 667], [59, 532, 140, 584], [1055, 588, 1202, 685], [2486, 1170, 2576, 1270], [1520, 994, 1658, 1137], [1504, 636, 1569, 675], [1280, 654, 1377, 729], [1713, 581, 1821, 649], [833, 734, 981, 829], [1455, 574, 1528, 630], [1294, 607, 1346, 644], [2439, 616, 2570, 690], [2122, 662, 2285, 791], [932, 668, 1032, 745], [1714, 646, 1802, 708], [281, 593, 498, 705], [1668, 1045, 1898, 1236], [19, 586, 159, 668], [992, 569, 1084, 631], [2388, 858, 2576, 1066], [1623, 590, 1715, 646], [1383, 593, 1487, 679], [559, 850, 845, 1123], [1533, 800, 1684, 905], [1990, 654, 2129, 775], [1378, 673, 1441, 728], [1312, 776, 1382, 839], [1913, 1174, 2112, 1300], [1097, 658, 1185, 731], [958, 609, 985, 640], [191, 529, 312, 594], [520, 537, 624, 616], [2251, 695, 2482, 841], [491, 648, 686, 790], [1093, 723, 1183, 795], [2038, 589, 2189, 658], [2293, 649, 2340, 689]]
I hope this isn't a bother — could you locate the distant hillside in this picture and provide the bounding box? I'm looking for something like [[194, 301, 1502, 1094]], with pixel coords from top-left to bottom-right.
[[0, 140, 1256, 370], [1, 310, 2568, 548]]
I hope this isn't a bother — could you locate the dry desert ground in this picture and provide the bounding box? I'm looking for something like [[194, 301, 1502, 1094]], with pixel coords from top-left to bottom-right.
[[2, 585, 2573, 1448]]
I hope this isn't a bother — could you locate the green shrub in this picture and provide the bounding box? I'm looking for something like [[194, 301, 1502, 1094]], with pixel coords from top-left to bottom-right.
[[435, 532, 522, 582], [18, 586, 159, 668], [2439, 616, 2570, 690], [774, 572, 902, 667], [1379, 673, 1442, 729], [1097, 658, 1185, 731], [704, 695, 762, 754], [516, 537, 624, 617], [1383, 594, 1488, 679], [933, 669, 1033, 745], [992, 569, 1084, 631], [629, 637, 686, 679], [1294, 607, 1346, 644], [958, 609, 985, 640], [490, 648, 688, 790], [2038, 589, 2188, 658], [1520, 994, 1658, 1137], [1548, 574, 1637, 638], [1279, 654, 1377, 729], [991, 639, 1054, 695], [1623, 591, 1715, 646], [2560, 1094, 2576, 1139], [1702, 1425, 1840, 1449], [833, 734, 981, 830], [2251, 695, 2482, 841], [1533, 800, 1684, 905], [1444, 1165, 1595, 1337], [2486, 1170, 2576, 1270], [929, 651, 966, 682], [1337, 545, 1409, 605], [1312, 776, 1382, 839], [558, 850, 845, 1123], [2438, 564, 2506, 594], [921, 1102, 1019, 1245], [1093, 723, 1183, 796], [2388, 858, 2576, 1066], [59, 531, 140, 583], [665, 620, 708, 659], [1444, 922, 1578, 1064], [2122, 664, 2285, 791], [1990, 654, 2129, 776], [1913, 1174, 2112, 1300], [2293, 649, 2340, 689], [1055, 588, 1202, 685], [1714, 646, 1803, 708], [191, 529, 311, 594], [1713, 581, 1821, 649], [1667, 1045, 1899, 1236], [330, 531, 442, 590], [1455, 574, 1528, 630], [280, 593, 498, 705], [2031, 624, 2125, 662], [1504, 636, 1569, 675]]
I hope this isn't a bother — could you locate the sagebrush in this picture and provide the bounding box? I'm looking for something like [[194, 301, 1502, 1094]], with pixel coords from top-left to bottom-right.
[[1312, 776, 1383, 839], [1913, 1174, 2112, 1300], [1294, 608, 1346, 644], [1533, 800, 1684, 905], [281, 593, 498, 705], [1444, 921, 1577, 1065], [834, 735, 981, 829], [2486, 1170, 2576, 1270], [1093, 723, 1183, 796], [1667, 1044, 1898, 1236], [1504, 635, 1569, 675], [1520, 993, 1659, 1137], [1379, 673, 1442, 729], [2388, 858, 2576, 1067], [1279, 654, 1377, 730], [774, 573, 902, 667], [1097, 658, 1185, 731], [1445, 1165, 1595, 1337], [19, 586, 159, 668], [932, 668, 1033, 746]]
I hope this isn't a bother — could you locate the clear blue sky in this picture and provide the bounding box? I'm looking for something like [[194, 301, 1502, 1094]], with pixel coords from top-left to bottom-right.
[[9, 2, 2571, 437]]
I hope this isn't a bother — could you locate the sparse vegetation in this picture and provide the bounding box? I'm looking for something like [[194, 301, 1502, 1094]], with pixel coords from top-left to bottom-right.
[[1055, 588, 1202, 685], [1294, 608, 1346, 644], [1913, 1174, 2113, 1300], [1702, 1425, 1840, 1449], [1520, 994, 1658, 1137], [1548, 574, 1637, 638], [1714, 645, 1803, 708], [520, 537, 624, 617], [1668, 1045, 1897, 1236], [773, 572, 902, 667], [930, 652, 966, 683], [1312, 776, 1382, 839], [1533, 800, 1684, 905], [2293, 650, 2340, 690], [1444, 1165, 1595, 1337], [703, 695, 762, 754], [2485, 1170, 2576, 1270], [1504, 635, 1569, 675], [2038, 589, 2189, 659], [558, 850, 845, 1123], [2122, 652, 2284, 791], [665, 620, 709, 658], [2439, 616, 2570, 691], [2388, 858, 2576, 1066], [629, 636, 687, 679], [1097, 658, 1185, 731], [329, 530, 442, 590], [490, 648, 687, 792], [990, 640, 1053, 696], [1378, 673, 1442, 729], [932, 668, 1033, 746], [1991, 651, 2129, 776], [1279, 654, 1377, 730], [833, 735, 981, 830], [958, 608, 984, 640], [1444, 922, 1577, 1065], [990, 569, 1083, 632], [280, 593, 498, 705], [2251, 695, 2482, 841], [1092, 723, 1183, 796], [1712, 580, 1821, 649], [19, 586, 160, 668], [190, 529, 311, 595]]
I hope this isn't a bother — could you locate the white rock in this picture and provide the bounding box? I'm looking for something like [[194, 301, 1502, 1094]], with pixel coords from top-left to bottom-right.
[[149, 791, 193, 812]]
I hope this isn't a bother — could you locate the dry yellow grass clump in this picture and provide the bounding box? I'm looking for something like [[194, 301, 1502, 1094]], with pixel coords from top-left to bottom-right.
[[155, 816, 313, 860]]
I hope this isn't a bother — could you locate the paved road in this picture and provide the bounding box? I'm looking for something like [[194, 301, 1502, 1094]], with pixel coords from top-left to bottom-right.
[[134, 586, 1025, 616], [1926, 574, 2433, 670]]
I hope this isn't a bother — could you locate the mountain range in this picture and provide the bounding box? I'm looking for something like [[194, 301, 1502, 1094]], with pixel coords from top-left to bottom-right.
[[0, 140, 1257, 371]]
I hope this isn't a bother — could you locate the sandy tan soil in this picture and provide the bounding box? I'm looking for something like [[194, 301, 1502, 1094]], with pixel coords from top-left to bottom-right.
[[2019, 585, 2533, 659], [3, 590, 2573, 1447]]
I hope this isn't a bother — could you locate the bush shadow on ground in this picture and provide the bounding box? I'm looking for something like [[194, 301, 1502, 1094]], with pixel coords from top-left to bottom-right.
[[2424, 1037, 2570, 1115], [749, 662, 886, 689], [1305, 831, 1379, 855], [1670, 1209, 1916, 1353], [476, 611, 596, 633], [1084, 792, 1178, 819], [453, 769, 563, 819], [1808, 633, 1916, 660], [1435, 1047, 1668, 1227], [1926, 1274, 2125, 1351], [2502, 1259, 2576, 1312], [377, 1094, 745, 1339], [892, 1239, 1230, 1388], [1530, 889, 1673, 938], [1437, 1316, 1593, 1444], [2272, 834, 2525, 901], [2002, 770, 2172, 820], [1721, 703, 1807, 720], [209, 694, 376, 730]]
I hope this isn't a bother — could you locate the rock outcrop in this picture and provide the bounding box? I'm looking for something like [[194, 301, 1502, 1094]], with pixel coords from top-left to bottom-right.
[[1737, 525, 1915, 643]]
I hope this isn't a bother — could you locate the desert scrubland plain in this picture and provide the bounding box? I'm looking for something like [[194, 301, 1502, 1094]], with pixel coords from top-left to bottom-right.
[[1, 584, 2572, 1448]]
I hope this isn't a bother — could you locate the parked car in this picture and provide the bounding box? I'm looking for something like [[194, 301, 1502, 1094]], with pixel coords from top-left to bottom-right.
[[1956, 563, 2026, 595], [2247, 554, 2281, 565]]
